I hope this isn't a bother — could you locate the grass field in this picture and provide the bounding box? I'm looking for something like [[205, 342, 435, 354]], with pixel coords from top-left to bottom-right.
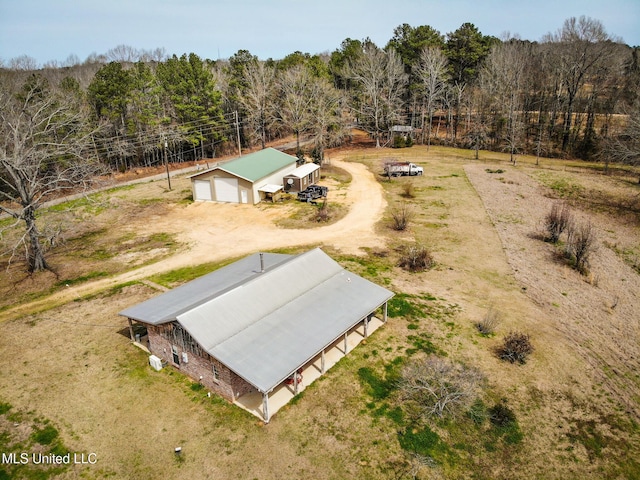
[[0, 143, 639, 479]]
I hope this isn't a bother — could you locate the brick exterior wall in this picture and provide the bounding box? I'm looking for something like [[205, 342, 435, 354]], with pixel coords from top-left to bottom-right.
[[147, 323, 255, 402]]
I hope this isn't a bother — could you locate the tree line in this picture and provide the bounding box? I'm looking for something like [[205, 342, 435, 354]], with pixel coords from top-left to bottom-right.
[[1, 16, 639, 272]]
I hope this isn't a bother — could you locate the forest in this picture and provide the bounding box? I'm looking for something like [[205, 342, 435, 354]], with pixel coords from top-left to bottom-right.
[[0, 17, 640, 169], [1, 16, 639, 272], [1, 16, 638, 168]]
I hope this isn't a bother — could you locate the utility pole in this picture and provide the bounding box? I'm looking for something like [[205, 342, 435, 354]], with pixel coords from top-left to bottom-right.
[[235, 110, 242, 156], [164, 139, 172, 191]]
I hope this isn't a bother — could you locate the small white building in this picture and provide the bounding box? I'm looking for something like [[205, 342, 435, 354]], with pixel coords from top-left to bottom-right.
[[283, 163, 321, 193]]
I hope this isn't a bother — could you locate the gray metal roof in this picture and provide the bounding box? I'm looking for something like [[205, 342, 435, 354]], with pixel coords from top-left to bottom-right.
[[118, 253, 294, 324], [177, 248, 394, 393]]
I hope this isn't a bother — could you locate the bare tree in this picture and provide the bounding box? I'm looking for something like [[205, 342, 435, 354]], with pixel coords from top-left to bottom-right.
[[602, 103, 640, 181], [0, 74, 103, 272], [307, 76, 347, 161], [566, 220, 597, 274], [544, 201, 573, 243], [390, 203, 414, 231], [543, 16, 618, 153], [398, 355, 485, 419], [480, 41, 528, 164], [416, 46, 448, 147], [106, 44, 140, 63], [476, 305, 503, 335], [274, 66, 314, 151], [344, 43, 408, 147], [8, 55, 38, 71], [398, 243, 435, 272], [239, 60, 277, 149]]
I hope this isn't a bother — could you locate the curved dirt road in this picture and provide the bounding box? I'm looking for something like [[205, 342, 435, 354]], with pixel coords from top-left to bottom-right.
[[2, 159, 386, 320]]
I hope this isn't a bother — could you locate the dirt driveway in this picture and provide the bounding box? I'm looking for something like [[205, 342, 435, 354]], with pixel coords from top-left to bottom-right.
[[1, 158, 386, 321]]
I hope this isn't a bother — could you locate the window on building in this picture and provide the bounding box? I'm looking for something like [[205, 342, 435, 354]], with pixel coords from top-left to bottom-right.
[[172, 345, 180, 365], [212, 364, 220, 382]]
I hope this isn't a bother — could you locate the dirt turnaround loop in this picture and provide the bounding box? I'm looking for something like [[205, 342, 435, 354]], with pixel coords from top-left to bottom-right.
[[0, 158, 386, 321]]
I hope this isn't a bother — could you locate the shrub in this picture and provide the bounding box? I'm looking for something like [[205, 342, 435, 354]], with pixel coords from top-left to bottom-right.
[[488, 401, 523, 444], [496, 331, 533, 364], [398, 244, 435, 272], [475, 306, 502, 335], [314, 200, 332, 223], [397, 355, 485, 419], [467, 399, 488, 425], [489, 401, 517, 427], [393, 136, 407, 148], [401, 181, 415, 198], [544, 201, 572, 243], [390, 203, 414, 231], [565, 220, 597, 275]]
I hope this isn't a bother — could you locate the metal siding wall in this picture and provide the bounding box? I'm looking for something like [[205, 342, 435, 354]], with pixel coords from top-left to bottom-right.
[[252, 163, 296, 204]]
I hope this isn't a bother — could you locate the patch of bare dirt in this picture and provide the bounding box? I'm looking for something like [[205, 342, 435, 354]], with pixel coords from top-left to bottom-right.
[[0, 158, 386, 321]]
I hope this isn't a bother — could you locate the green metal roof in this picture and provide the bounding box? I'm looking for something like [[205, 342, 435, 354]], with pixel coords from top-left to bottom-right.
[[219, 148, 296, 182]]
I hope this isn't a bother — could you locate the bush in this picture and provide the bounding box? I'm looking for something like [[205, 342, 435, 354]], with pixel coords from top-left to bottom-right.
[[496, 331, 533, 364], [397, 355, 485, 419], [488, 402, 517, 427], [475, 306, 502, 335], [398, 244, 435, 272], [401, 181, 415, 198], [313, 200, 332, 223], [488, 401, 523, 444], [390, 203, 414, 231], [393, 136, 407, 148], [545, 201, 572, 243], [565, 220, 596, 275]]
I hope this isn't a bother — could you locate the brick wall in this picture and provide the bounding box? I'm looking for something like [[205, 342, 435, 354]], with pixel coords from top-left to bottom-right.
[[147, 324, 255, 402]]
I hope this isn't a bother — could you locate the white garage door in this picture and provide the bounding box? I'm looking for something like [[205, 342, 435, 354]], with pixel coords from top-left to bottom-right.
[[214, 177, 239, 203], [194, 180, 212, 201]]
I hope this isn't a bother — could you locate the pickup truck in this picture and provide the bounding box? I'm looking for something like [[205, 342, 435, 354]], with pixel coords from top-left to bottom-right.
[[297, 185, 328, 203], [384, 162, 423, 177]]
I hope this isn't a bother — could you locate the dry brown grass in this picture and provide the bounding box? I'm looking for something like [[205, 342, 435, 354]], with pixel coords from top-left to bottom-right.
[[1, 143, 638, 479]]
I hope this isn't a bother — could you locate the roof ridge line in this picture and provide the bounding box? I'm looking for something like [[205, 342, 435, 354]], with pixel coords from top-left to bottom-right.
[[178, 249, 341, 349]]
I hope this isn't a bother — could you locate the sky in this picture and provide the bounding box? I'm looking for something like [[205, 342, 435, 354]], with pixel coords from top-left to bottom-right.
[[1, 0, 639, 66]]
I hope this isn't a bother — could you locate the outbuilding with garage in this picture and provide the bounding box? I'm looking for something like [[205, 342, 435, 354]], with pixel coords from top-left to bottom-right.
[[189, 148, 297, 204]]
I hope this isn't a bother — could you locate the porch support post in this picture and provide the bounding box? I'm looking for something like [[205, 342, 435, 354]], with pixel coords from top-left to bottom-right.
[[262, 393, 270, 423], [128, 318, 135, 342], [383, 302, 388, 323], [321, 350, 326, 374], [344, 332, 348, 355], [293, 370, 299, 395], [364, 316, 369, 338]]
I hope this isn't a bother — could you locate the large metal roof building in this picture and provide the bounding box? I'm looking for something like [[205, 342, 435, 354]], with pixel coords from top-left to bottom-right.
[[120, 248, 393, 421]]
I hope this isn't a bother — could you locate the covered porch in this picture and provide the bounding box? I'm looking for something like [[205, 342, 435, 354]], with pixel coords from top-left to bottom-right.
[[234, 314, 385, 422]]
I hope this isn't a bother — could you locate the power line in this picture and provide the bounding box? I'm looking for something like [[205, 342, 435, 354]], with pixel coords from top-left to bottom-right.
[[89, 114, 252, 160]]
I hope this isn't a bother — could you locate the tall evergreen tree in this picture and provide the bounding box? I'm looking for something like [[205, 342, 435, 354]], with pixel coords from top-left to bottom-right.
[[156, 53, 226, 149]]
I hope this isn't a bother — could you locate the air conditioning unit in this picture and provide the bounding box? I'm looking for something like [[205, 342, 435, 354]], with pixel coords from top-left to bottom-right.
[[182, 352, 189, 364], [149, 355, 163, 371]]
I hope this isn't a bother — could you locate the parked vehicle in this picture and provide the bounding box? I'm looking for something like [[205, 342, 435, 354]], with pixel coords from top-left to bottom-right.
[[384, 162, 423, 177], [297, 185, 328, 203]]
